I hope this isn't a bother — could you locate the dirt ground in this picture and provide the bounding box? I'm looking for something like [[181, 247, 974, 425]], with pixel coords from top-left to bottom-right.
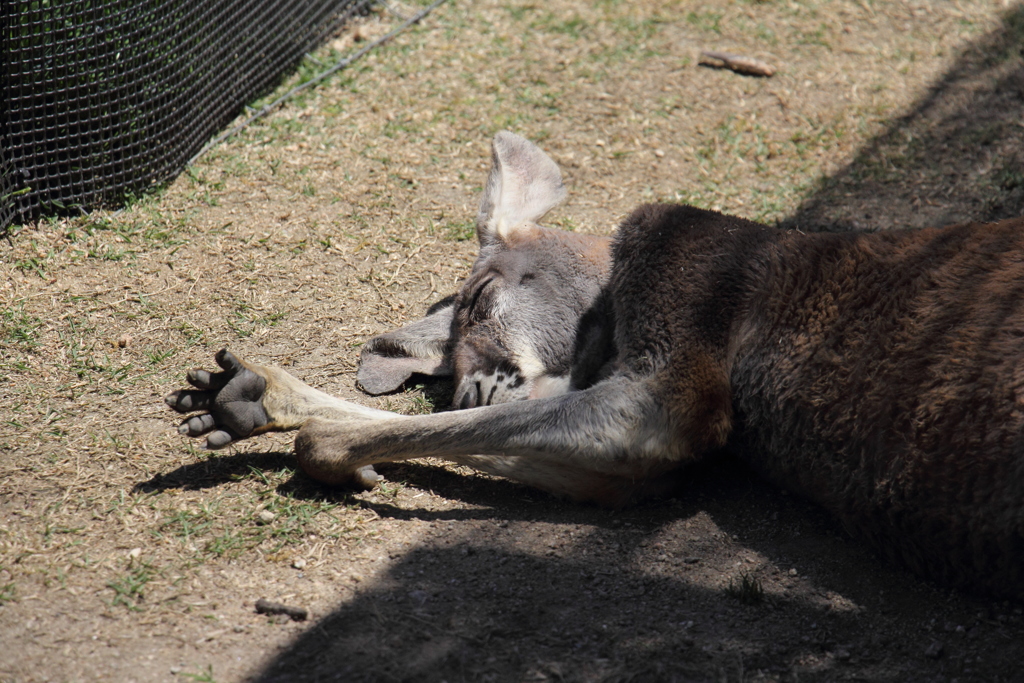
[[3, 1, 1024, 681]]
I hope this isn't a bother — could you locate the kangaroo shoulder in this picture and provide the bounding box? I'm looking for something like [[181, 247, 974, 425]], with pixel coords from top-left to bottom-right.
[[612, 204, 770, 262]]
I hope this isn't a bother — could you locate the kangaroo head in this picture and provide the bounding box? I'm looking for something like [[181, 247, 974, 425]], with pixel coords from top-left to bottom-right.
[[357, 132, 613, 408]]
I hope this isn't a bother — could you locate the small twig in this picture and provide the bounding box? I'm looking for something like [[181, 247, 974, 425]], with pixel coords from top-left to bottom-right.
[[699, 50, 776, 77], [419, 271, 438, 302], [384, 244, 424, 287]]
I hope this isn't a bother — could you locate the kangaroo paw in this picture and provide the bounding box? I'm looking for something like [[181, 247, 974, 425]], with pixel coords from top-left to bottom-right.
[[165, 349, 270, 449]]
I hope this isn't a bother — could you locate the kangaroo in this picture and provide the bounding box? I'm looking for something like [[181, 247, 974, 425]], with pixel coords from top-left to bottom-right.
[[166, 132, 1024, 599], [356, 132, 613, 410]]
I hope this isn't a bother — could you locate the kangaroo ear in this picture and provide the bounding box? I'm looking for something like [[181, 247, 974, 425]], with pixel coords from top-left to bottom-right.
[[476, 131, 567, 246], [356, 298, 455, 395]]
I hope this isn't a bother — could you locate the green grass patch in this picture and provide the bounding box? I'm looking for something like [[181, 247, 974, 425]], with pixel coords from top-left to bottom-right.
[[2, 307, 42, 350], [107, 560, 157, 611]]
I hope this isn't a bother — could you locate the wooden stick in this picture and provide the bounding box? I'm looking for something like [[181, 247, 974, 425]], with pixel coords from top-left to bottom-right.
[[700, 50, 777, 77]]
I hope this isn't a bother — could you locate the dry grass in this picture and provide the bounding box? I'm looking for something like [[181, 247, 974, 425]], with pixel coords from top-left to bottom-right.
[[2, 1, 1023, 681]]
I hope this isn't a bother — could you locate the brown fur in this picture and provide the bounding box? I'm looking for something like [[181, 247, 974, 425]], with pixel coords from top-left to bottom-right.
[[609, 204, 1024, 597]]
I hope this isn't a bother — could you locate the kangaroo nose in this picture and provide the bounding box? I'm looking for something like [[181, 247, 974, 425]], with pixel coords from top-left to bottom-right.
[[458, 382, 480, 410]]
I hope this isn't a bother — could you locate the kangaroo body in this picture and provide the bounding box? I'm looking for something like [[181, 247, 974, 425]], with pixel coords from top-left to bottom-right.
[[166, 133, 1024, 599], [612, 205, 1024, 596]]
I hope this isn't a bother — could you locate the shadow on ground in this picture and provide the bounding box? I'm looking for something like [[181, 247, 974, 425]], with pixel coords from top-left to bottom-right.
[[783, 6, 1024, 232], [134, 450, 298, 493], [236, 8, 1024, 682], [248, 459, 1024, 683]]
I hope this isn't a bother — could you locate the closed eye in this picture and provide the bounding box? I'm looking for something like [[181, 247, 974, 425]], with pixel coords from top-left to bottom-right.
[[467, 276, 495, 324]]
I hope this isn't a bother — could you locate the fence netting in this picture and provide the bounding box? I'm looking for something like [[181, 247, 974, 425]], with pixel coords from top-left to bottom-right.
[[2, 0, 373, 232]]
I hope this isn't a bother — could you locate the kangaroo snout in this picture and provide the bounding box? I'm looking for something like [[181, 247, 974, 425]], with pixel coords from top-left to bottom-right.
[[452, 333, 528, 409]]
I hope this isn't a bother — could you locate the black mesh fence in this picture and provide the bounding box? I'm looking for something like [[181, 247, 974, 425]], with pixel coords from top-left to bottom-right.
[[2, 0, 373, 232]]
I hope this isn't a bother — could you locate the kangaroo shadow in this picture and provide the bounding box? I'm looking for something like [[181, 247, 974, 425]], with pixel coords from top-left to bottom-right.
[[133, 449, 299, 494], [250, 458, 1024, 683], [782, 6, 1024, 232]]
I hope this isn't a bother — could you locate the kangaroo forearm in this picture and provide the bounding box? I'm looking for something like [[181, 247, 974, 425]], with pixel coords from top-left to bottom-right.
[[294, 378, 685, 478], [256, 364, 393, 431]]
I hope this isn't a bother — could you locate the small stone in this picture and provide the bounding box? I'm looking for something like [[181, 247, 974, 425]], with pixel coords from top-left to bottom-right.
[[291, 557, 307, 570], [925, 641, 944, 659], [128, 547, 142, 560], [835, 648, 851, 661], [256, 510, 276, 525], [789, 568, 798, 576], [654, 149, 665, 158], [117, 334, 131, 348]]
